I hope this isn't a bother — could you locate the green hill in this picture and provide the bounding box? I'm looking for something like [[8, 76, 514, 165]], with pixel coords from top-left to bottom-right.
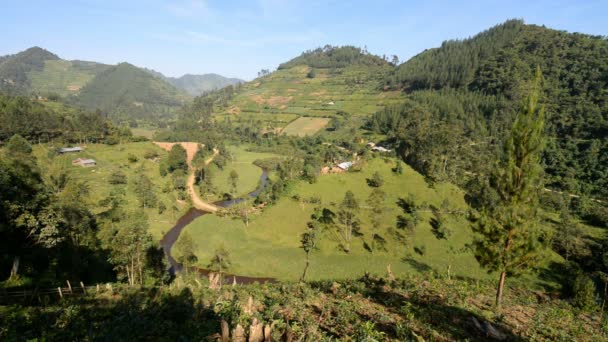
[[197, 45, 402, 139], [380, 19, 608, 198], [0, 47, 59, 94], [28, 59, 110, 97], [71, 62, 189, 122]]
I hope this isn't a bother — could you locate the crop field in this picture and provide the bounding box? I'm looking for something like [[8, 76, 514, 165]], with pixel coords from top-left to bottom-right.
[[218, 65, 404, 120], [282, 117, 331, 136]]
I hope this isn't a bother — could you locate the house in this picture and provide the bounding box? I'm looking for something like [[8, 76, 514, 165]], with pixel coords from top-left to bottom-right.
[[72, 158, 96, 167], [372, 146, 391, 153], [337, 161, 353, 171], [366, 142, 376, 148], [59, 146, 83, 154]]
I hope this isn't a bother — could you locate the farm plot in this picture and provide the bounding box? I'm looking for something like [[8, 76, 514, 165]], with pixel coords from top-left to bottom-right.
[[282, 117, 331, 136]]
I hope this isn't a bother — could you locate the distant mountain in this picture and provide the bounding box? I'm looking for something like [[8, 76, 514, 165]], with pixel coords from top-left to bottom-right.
[[72, 62, 188, 121], [0, 47, 195, 122], [166, 74, 243, 96]]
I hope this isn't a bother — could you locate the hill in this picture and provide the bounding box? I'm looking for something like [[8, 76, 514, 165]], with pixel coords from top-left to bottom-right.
[[172, 45, 404, 142], [0, 47, 59, 94], [71, 62, 189, 122], [378, 19, 608, 198], [166, 73, 243, 96]]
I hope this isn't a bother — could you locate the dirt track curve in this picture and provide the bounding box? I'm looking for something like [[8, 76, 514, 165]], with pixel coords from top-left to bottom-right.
[[153, 142, 219, 212]]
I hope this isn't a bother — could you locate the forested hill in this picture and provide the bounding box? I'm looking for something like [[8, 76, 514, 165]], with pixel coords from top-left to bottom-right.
[[278, 45, 391, 69], [377, 19, 608, 198], [0, 47, 59, 94], [70, 62, 188, 122]]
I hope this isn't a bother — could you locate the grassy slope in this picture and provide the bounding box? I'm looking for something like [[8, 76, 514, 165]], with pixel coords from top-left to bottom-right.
[[28, 60, 109, 97], [184, 156, 495, 281], [32, 142, 189, 240], [215, 65, 403, 131], [205, 146, 280, 201]]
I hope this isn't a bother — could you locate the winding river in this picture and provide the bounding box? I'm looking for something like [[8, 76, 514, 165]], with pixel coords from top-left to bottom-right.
[[160, 170, 276, 284]]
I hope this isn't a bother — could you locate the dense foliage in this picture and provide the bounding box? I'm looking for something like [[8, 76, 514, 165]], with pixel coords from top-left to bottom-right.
[[72, 63, 188, 123], [0, 47, 59, 94], [278, 45, 389, 70], [379, 19, 608, 199], [0, 94, 129, 144]]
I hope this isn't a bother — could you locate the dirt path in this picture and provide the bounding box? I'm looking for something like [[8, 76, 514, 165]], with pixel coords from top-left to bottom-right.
[[153, 142, 220, 212]]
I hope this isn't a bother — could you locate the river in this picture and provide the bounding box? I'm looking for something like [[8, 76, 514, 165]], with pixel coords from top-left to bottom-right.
[[160, 170, 276, 284]]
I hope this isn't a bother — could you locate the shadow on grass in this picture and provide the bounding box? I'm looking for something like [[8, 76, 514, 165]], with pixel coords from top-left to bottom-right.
[[402, 257, 433, 273], [361, 277, 522, 341], [2, 288, 221, 341]]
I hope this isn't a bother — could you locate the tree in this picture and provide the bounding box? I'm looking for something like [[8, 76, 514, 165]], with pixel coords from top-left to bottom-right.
[[367, 171, 384, 187], [307, 68, 316, 79], [229, 170, 239, 197], [300, 210, 321, 281], [133, 173, 157, 208], [554, 199, 584, 261], [366, 188, 386, 252], [470, 69, 548, 308], [336, 191, 361, 253], [167, 144, 188, 173], [175, 231, 198, 274], [6, 134, 32, 154], [208, 245, 231, 288], [393, 161, 403, 174]]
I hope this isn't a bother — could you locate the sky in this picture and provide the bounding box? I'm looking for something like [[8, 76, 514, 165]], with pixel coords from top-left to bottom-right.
[[1, 0, 607, 80]]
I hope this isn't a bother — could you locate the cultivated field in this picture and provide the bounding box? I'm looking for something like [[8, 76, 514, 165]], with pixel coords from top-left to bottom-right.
[[282, 117, 331, 136]]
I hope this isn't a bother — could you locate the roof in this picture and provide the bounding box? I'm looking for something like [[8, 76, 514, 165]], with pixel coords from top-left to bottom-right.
[[372, 146, 391, 152], [337, 161, 353, 170], [80, 159, 96, 164], [59, 147, 83, 153]]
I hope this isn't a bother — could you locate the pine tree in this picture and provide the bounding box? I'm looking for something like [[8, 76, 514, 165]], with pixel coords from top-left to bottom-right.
[[337, 191, 360, 253], [471, 68, 548, 308]]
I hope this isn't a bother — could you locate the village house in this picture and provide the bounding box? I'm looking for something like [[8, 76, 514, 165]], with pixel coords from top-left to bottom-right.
[[372, 146, 392, 153], [58, 146, 83, 154], [337, 161, 353, 171], [72, 158, 96, 167]]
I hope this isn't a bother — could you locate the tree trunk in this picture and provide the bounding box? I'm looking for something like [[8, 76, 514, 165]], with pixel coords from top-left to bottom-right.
[[301, 253, 310, 282], [10, 256, 20, 279], [495, 271, 507, 308]]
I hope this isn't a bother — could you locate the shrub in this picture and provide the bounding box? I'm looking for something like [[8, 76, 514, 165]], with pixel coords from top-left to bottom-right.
[[128, 153, 139, 163], [572, 273, 596, 311], [108, 170, 127, 185]]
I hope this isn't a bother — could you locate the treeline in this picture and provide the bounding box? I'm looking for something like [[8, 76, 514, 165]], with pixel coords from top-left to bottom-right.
[[278, 45, 389, 70], [381, 19, 608, 199], [0, 94, 133, 144]]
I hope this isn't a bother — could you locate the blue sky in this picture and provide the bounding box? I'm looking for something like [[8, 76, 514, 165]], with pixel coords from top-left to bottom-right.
[[1, 0, 606, 80]]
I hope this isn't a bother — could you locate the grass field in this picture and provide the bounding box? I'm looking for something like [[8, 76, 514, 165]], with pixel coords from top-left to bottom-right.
[[282, 117, 331, 136], [182, 157, 495, 281], [131, 128, 157, 139], [204, 146, 281, 201], [33, 142, 189, 240]]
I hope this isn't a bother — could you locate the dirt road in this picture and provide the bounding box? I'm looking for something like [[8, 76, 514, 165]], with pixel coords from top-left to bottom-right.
[[154, 142, 220, 212]]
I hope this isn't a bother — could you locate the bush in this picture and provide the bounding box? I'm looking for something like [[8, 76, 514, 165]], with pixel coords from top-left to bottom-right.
[[108, 170, 127, 185], [144, 150, 159, 160], [128, 153, 139, 163], [572, 273, 596, 311]]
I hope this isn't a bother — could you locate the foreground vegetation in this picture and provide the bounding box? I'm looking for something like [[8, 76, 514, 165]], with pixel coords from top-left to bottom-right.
[[2, 272, 607, 341]]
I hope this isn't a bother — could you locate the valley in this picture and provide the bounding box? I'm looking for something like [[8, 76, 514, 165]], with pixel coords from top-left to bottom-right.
[[1, 16, 608, 341]]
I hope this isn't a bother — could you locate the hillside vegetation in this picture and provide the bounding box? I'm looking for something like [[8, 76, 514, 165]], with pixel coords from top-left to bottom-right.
[[72, 63, 189, 122], [382, 19, 608, 199]]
